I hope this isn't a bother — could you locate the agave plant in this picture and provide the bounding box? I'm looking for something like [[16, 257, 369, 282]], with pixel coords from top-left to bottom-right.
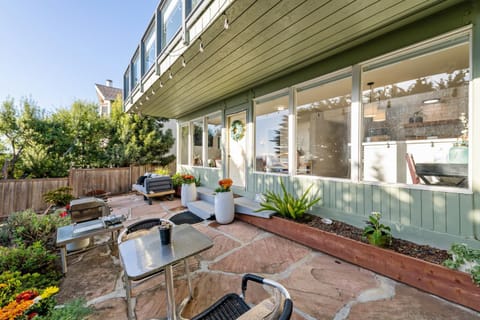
[[256, 179, 320, 220]]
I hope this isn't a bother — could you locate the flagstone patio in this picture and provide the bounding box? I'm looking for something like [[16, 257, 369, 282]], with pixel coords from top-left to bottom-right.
[[56, 194, 480, 320]]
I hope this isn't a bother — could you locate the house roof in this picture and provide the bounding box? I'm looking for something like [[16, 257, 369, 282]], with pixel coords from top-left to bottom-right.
[[95, 83, 122, 102]]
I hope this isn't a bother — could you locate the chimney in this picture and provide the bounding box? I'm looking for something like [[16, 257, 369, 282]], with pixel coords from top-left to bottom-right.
[[106, 79, 113, 87]]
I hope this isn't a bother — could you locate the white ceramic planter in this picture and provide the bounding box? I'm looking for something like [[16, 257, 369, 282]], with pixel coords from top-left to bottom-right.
[[181, 183, 197, 206], [215, 191, 234, 224]]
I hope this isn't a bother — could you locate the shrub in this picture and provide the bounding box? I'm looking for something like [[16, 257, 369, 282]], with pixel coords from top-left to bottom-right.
[[362, 212, 392, 247], [36, 297, 93, 320], [443, 243, 480, 286], [256, 178, 321, 220], [172, 173, 183, 188], [7, 209, 71, 250], [154, 166, 170, 176], [0, 271, 59, 307], [43, 186, 74, 207], [0, 242, 59, 275]]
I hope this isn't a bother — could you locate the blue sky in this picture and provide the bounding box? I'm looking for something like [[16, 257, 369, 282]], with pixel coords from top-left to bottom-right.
[[0, 0, 158, 112]]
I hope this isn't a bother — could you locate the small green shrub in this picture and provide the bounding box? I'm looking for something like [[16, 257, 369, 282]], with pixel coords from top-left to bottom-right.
[[362, 212, 392, 247], [43, 186, 74, 206], [0, 242, 59, 275], [7, 209, 71, 250], [256, 179, 321, 220], [0, 271, 59, 306], [36, 297, 93, 320], [443, 243, 480, 286], [172, 173, 183, 188]]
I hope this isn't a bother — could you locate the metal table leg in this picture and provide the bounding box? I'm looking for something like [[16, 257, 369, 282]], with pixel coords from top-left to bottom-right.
[[164, 265, 177, 320], [60, 247, 67, 273]]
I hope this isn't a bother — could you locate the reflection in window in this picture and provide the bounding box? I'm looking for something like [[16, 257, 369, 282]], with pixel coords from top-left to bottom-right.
[[161, 0, 182, 49], [192, 119, 203, 166], [132, 53, 140, 88], [362, 37, 469, 188], [207, 114, 222, 168], [180, 125, 189, 165], [255, 94, 289, 173], [296, 75, 352, 178], [124, 68, 130, 99], [143, 26, 156, 72], [186, 0, 200, 16]]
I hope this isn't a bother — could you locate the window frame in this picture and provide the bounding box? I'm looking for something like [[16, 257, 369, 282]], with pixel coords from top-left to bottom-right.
[[142, 22, 156, 75]]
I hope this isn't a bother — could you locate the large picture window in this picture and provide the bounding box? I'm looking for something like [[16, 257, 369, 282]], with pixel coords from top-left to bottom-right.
[[255, 93, 289, 173], [296, 74, 352, 178], [161, 0, 182, 49], [361, 35, 470, 188], [180, 125, 189, 165], [132, 53, 140, 88], [207, 113, 222, 168], [143, 26, 156, 73], [192, 119, 203, 166]]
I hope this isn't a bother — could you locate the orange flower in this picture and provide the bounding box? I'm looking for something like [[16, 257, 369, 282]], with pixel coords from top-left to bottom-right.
[[216, 178, 233, 192], [182, 174, 195, 184], [0, 299, 34, 320]]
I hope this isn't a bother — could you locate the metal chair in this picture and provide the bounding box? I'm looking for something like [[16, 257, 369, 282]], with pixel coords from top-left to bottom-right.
[[117, 218, 193, 320], [192, 273, 293, 320]]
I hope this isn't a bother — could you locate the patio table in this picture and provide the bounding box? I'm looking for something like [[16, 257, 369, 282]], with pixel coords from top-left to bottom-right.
[[56, 220, 123, 273], [118, 224, 213, 320]]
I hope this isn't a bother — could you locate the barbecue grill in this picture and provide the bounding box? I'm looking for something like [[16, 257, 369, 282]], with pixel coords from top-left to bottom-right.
[[69, 197, 110, 223]]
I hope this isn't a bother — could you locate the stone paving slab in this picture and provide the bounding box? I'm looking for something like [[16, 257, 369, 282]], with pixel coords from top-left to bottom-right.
[[57, 194, 480, 320]]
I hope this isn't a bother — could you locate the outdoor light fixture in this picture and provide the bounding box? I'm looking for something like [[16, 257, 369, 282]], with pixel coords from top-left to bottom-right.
[[223, 13, 229, 30], [169, 70, 173, 79], [199, 38, 204, 53], [139, 101, 143, 106], [423, 98, 441, 104], [145, 96, 150, 101], [181, 56, 186, 67], [159, 81, 164, 88], [151, 89, 155, 95]]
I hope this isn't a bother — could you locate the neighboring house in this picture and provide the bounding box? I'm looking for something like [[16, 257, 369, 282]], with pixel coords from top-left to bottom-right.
[[95, 79, 122, 117], [123, 0, 480, 249]]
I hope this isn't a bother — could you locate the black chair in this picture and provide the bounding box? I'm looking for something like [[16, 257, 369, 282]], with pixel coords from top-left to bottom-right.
[[118, 218, 193, 320], [192, 273, 293, 320]]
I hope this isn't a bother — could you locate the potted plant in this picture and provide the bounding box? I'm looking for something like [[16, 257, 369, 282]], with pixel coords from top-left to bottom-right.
[[172, 173, 184, 197], [362, 212, 392, 247], [256, 179, 320, 220], [181, 174, 197, 206], [214, 178, 234, 224]]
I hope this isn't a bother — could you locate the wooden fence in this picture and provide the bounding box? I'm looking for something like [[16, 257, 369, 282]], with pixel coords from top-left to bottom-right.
[[0, 163, 175, 219], [0, 178, 68, 218]]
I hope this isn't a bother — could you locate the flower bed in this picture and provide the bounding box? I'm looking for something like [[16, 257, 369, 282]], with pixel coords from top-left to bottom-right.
[[236, 214, 480, 312]]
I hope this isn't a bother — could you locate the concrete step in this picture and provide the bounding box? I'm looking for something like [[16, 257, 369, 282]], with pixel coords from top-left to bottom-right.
[[187, 200, 214, 220], [196, 186, 215, 204], [234, 197, 275, 218]]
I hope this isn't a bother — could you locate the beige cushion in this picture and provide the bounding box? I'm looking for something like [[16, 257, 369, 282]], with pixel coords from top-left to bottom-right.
[[237, 298, 275, 320]]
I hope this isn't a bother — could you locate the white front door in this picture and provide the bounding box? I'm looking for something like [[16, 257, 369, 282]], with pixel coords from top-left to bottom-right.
[[227, 111, 247, 189]]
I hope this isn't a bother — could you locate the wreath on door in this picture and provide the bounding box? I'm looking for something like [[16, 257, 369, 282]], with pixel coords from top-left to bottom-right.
[[230, 120, 245, 142]]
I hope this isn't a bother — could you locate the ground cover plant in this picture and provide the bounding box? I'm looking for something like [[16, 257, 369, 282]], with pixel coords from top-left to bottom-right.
[[0, 209, 92, 319]]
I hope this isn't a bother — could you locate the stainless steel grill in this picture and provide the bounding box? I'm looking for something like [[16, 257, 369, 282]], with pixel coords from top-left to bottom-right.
[[69, 197, 110, 223]]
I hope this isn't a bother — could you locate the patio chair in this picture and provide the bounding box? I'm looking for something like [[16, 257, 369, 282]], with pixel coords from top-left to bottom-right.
[[192, 273, 293, 320], [117, 218, 193, 320]]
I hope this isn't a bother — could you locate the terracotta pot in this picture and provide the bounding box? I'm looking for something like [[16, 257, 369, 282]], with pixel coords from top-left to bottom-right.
[[215, 191, 234, 224], [236, 214, 480, 312], [181, 183, 197, 206]]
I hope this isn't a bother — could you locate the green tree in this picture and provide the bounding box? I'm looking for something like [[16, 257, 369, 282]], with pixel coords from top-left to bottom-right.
[[106, 97, 175, 166], [0, 98, 42, 179]]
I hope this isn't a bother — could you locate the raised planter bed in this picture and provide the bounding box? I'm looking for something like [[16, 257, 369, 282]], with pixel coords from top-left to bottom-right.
[[236, 214, 480, 312]]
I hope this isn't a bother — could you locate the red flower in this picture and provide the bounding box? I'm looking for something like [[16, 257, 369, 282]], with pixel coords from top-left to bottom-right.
[[15, 290, 38, 302], [60, 211, 68, 218], [65, 204, 71, 210], [28, 312, 39, 319]]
